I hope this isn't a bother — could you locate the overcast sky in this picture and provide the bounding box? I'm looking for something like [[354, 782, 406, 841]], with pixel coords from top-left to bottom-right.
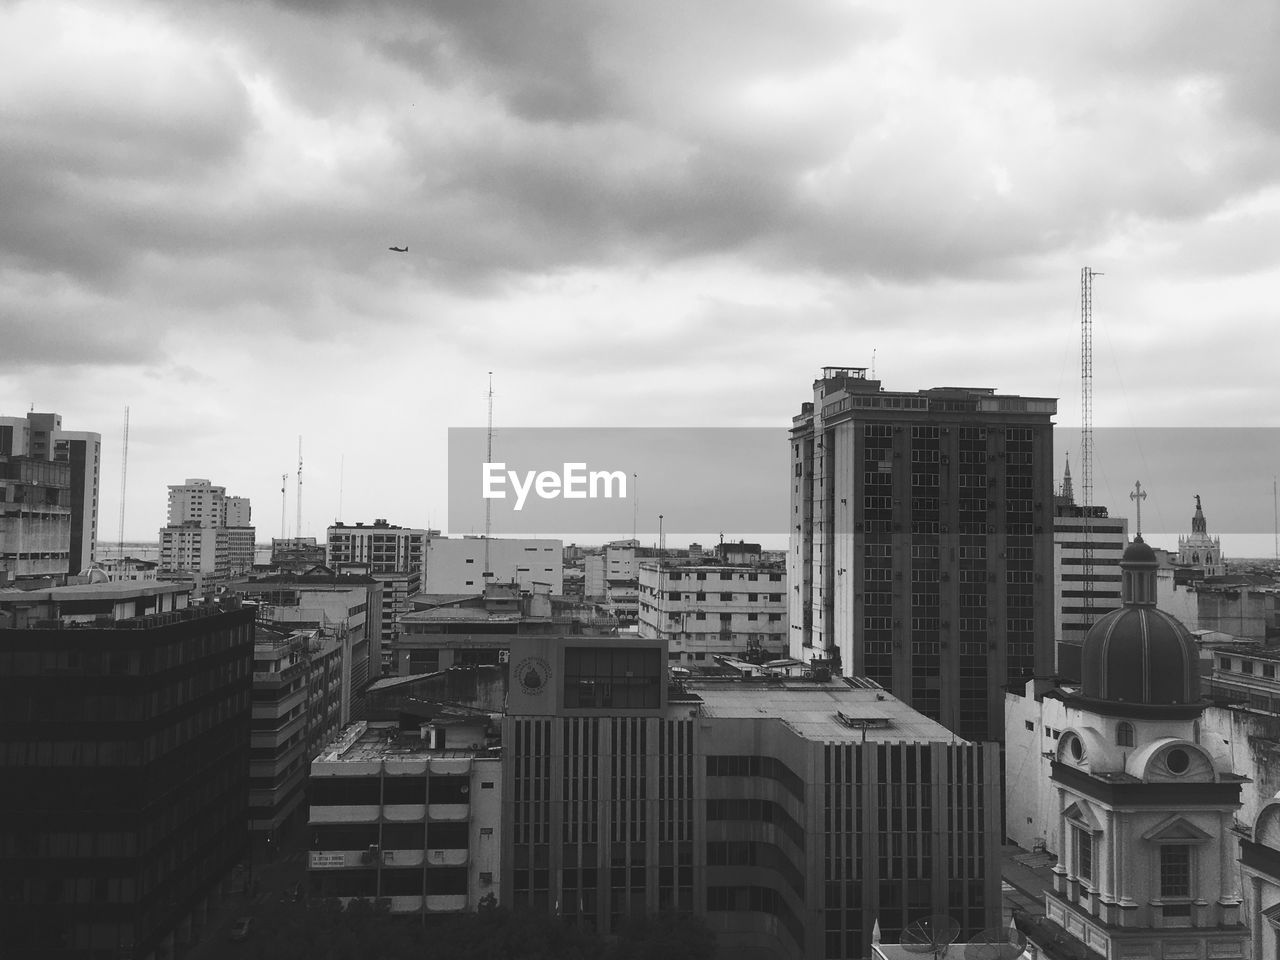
[[3, 0, 1278, 553]]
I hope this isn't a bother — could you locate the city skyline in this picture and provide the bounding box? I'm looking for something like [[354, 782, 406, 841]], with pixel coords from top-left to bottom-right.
[[4, 2, 1280, 548]]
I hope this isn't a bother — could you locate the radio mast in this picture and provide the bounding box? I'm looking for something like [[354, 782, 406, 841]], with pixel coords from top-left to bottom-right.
[[484, 374, 493, 581], [296, 437, 303, 542], [117, 406, 129, 558], [1080, 267, 1102, 626]]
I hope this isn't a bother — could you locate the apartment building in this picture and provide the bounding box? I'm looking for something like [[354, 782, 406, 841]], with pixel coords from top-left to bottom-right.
[[637, 560, 787, 663], [789, 367, 1056, 743]]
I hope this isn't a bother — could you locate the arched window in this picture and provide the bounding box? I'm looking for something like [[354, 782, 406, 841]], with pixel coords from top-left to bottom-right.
[[1116, 722, 1135, 747]]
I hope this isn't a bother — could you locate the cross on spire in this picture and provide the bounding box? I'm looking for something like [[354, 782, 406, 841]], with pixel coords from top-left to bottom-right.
[[1130, 480, 1148, 537]]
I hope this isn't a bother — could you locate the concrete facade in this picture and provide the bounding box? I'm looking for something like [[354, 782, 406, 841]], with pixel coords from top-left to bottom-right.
[[788, 367, 1056, 743], [637, 560, 788, 663], [423, 536, 563, 595], [0, 412, 100, 580], [307, 719, 502, 915], [502, 634, 1002, 960]]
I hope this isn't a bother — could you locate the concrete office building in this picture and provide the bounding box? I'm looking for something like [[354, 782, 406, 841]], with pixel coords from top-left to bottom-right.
[[423, 536, 563, 595], [503, 634, 1002, 960], [306, 717, 502, 914], [0, 412, 101, 580], [637, 559, 788, 663], [789, 367, 1056, 743], [0, 580, 254, 960], [1052, 458, 1128, 673]]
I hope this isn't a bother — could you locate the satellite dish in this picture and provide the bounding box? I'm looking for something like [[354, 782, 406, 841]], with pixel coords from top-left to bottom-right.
[[964, 922, 1027, 960], [901, 915, 962, 960]]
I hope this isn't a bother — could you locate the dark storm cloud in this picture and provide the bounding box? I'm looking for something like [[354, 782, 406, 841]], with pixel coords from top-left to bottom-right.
[[6, 0, 1280, 382]]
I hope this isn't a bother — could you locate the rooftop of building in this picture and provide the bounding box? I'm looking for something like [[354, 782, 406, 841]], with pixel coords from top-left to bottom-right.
[[0, 579, 190, 604], [238, 571, 377, 586], [329, 519, 428, 532], [315, 719, 498, 763], [682, 677, 966, 743]]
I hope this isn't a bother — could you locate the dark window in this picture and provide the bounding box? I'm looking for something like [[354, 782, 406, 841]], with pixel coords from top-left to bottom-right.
[[429, 776, 471, 805], [562, 646, 661, 709], [1073, 826, 1092, 883], [1160, 845, 1191, 898], [382, 776, 426, 804], [1115, 723, 1134, 748], [311, 777, 381, 806]]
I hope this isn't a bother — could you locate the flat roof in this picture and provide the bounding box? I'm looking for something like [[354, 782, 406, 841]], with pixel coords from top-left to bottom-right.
[[685, 679, 966, 744], [0, 580, 190, 604], [315, 720, 494, 763]]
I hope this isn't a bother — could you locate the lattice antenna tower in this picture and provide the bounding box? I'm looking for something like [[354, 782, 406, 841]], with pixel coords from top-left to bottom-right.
[[117, 406, 129, 558], [484, 373, 493, 581], [296, 437, 303, 543], [1081, 267, 1102, 625]]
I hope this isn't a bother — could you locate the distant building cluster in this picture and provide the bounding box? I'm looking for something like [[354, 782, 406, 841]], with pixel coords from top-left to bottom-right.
[[6, 372, 1280, 960]]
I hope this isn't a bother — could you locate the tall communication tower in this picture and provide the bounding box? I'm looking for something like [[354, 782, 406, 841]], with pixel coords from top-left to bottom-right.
[[117, 406, 129, 558], [1080, 267, 1102, 625], [296, 437, 304, 543], [483, 373, 493, 581], [280, 473, 288, 540]]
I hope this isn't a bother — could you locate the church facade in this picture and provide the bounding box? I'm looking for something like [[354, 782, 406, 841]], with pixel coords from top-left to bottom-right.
[[1008, 537, 1249, 960], [1177, 495, 1225, 577]]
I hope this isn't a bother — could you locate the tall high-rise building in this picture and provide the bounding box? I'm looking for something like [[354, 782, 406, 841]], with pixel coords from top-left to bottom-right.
[[159, 478, 255, 588], [0, 580, 254, 959], [0, 412, 101, 580], [788, 367, 1056, 742]]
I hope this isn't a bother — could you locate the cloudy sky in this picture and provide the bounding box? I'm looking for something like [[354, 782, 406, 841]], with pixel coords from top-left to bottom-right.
[[2, 0, 1278, 552]]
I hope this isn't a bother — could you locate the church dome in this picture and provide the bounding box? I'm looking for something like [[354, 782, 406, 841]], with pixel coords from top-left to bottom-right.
[[1077, 537, 1202, 716]]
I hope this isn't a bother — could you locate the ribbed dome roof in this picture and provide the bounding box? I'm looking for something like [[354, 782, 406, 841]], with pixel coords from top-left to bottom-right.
[[1080, 606, 1200, 705], [1077, 536, 1202, 714]]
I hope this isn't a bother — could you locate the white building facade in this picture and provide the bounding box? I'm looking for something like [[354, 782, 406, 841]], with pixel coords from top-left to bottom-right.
[[423, 536, 562, 595], [636, 561, 787, 662], [1007, 539, 1248, 960]]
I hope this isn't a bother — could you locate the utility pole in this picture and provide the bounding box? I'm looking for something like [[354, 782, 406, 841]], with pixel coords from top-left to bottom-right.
[[280, 474, 288, 540]]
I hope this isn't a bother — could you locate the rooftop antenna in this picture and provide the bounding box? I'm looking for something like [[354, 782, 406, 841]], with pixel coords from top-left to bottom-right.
[[117, 405, 129, 558], [632, 474, 638, 544], [484, 373, 493, 580], [658, 514, 665, 554], [296, 436, 303, 542], [337, 454, 344, 522], [280, 473, 288, 540], [1081, 266, 1102, 625], [1274, 476, 1278, 560], [871, 347, 876, 379]]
